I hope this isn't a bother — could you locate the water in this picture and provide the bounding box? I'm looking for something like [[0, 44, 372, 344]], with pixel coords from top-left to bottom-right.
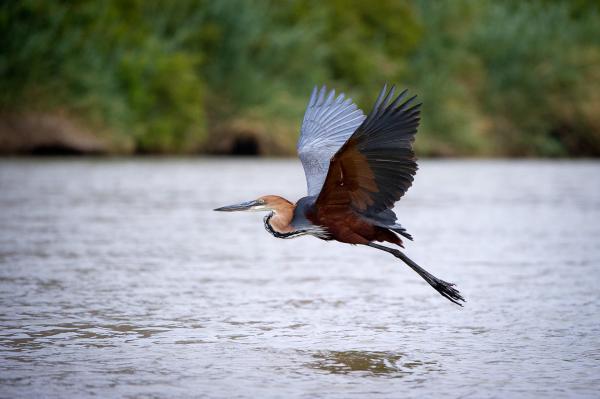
[[1, 158, 599, 398]]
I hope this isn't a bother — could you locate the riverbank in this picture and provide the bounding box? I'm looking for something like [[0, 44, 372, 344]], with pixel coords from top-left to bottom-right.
[[4, 2, 600, 158], [0, 112, 297, 156]]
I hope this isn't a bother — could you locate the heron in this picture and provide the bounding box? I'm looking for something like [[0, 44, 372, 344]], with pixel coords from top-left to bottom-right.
[[215, 85, 465, 306]]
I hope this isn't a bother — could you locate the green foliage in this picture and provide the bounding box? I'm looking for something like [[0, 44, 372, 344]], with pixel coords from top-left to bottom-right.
[[408, 0, 489, 156], [408, 0, 600, 156], [470, 1, 600, 156], [1, 0, 599, 155], [1, 0, 206, 152]]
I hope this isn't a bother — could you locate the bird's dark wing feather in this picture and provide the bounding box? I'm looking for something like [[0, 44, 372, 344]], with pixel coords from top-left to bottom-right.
[[298, 86, 366, 197], [315, 85, 421, 216]]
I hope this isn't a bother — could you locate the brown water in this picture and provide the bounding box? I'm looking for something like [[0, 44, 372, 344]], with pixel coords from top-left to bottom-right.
[[1, 158, 599, 398]]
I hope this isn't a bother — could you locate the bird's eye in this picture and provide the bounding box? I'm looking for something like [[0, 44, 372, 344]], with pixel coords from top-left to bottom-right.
[[258, 199, 265, 205]]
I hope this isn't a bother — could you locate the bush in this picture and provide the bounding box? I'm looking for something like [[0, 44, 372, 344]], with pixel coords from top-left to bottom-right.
[[470, 1, 600, 156], [1, 0, 206, 153], [1, 0, 599, 156]]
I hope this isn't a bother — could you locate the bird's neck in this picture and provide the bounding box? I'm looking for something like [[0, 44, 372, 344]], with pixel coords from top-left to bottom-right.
[[266, 205, 295, 234]]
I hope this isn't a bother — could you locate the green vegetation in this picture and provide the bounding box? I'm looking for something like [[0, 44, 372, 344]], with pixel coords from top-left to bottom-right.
[[1, 0, 600, 156]]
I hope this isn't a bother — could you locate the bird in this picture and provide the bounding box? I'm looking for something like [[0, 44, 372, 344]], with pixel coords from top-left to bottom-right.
[[214, 84, 465, 306]]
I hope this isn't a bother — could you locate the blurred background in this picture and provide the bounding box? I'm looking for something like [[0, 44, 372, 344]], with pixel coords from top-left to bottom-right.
[[2, 0, 600, 157]]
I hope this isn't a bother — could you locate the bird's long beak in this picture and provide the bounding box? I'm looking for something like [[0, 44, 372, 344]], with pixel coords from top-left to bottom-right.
[[213, 200, 262, 212]]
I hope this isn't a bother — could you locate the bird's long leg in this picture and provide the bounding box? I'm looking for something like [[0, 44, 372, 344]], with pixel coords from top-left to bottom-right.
[[366, 243, 465, 306]]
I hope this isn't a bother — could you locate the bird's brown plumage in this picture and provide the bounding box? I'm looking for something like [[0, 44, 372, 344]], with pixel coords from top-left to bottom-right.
[[306, 87, 421, 247]]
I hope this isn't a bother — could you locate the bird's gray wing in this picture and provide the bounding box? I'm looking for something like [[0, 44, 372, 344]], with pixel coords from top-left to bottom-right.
[[297, 85, 366, 196]]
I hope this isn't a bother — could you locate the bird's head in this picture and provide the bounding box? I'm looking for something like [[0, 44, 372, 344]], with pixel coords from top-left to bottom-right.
[[214, 195, 292, 213]]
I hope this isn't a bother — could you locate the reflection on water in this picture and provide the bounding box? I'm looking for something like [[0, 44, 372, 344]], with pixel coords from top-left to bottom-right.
[[307, 350, 438, 377], [1, 158, 600, 398]]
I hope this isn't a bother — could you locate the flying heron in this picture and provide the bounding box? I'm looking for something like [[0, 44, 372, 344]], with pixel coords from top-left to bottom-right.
[[215, 85, 465, 306]]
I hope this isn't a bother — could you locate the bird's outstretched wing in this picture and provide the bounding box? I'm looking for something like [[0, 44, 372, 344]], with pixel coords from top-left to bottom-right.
[[298, 86, 366, 196], [315, 85, 421, 216]]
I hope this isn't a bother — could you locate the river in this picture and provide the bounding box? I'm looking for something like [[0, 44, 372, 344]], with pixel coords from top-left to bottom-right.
[[1, 158, 599, 398]]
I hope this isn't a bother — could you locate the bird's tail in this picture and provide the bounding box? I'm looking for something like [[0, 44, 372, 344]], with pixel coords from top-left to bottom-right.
[[367, 242, 465, 306], [389, 225, 413, 241]]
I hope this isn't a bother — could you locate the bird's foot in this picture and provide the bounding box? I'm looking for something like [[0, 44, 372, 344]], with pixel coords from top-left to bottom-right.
[[430, 277, 465, 307]]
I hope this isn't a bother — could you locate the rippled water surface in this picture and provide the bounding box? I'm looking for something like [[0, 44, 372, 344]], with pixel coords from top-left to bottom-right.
[[1, 158, 599, 398]]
